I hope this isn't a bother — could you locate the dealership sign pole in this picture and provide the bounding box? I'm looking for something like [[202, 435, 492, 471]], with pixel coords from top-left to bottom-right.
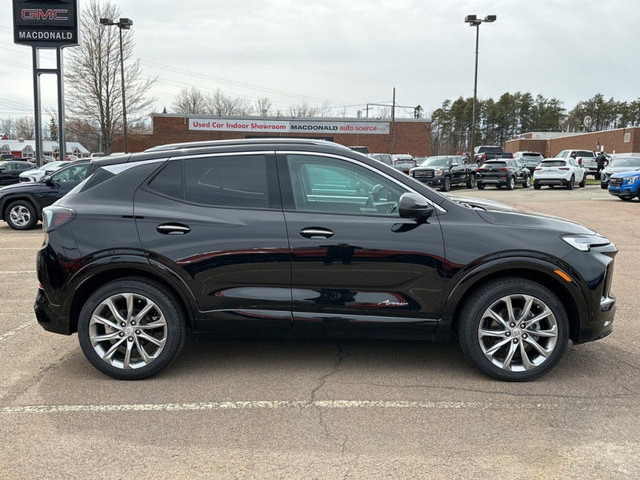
[[13, 0, 78, 166]]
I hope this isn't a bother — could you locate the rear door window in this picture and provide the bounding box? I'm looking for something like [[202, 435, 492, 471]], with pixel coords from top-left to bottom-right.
[[148, 154, 276, 210]]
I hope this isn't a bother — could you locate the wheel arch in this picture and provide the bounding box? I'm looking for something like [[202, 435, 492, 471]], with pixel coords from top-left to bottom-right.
[[1, 194, 40, 221], [444, 261, 586, 343], [68, 265, 196, 335]]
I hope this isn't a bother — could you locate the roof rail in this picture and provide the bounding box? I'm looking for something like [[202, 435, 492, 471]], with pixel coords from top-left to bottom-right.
[[145, 138, 350, 152]]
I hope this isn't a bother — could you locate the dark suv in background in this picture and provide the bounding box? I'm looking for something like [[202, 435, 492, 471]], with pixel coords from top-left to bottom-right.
[[35, 139, 617, 381]]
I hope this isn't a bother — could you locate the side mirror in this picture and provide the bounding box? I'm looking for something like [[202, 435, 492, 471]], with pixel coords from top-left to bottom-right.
[[398, 193, 434, 222], [43, 175, 54, 185]]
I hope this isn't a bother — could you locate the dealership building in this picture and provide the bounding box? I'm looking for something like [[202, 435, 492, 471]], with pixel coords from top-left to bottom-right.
[[121, 114, 432, 156]]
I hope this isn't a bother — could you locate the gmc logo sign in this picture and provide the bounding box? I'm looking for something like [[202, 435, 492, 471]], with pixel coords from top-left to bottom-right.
[[21, 9, 69, 21]]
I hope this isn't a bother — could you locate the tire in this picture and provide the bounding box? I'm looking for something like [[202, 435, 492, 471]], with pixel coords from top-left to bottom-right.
[[77, 278, 186, 380], [579, 177, 586, 188], [466, 174, 476, 189], [620, 197, 632, 201], [534, 184, 541, 190], [440, 176, 451, 192], [477, 182, 485, 190], [5, 200, 38, 230], [567, 175, 575, 190], [600, 183, 608, 190], [458, 277, 569, 381], [523, 176, 531, 188], [506, 176, 515, 190]]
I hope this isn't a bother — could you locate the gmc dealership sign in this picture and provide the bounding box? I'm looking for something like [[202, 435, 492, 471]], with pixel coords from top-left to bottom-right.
[[189, 118, 391, 135], [13, 0, 78, 47]]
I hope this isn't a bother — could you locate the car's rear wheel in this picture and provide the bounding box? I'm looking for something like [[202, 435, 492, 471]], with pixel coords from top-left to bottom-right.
[[458, 278, 569, 381], [506, 176, 515, 190], [533, 183, 541, 190], [567, 175, 575, 190], [78, 278, 186, 380], [6, 200, 38, 230]]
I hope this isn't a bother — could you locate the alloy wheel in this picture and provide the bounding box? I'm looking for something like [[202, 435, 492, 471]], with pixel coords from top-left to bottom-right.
[[9, 205, 31, 227], [477, 294, 558, 372], [88, 293, 168, 370]]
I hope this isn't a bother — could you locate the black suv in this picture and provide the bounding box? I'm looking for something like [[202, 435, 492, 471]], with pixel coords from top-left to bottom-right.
[[477, 159, 531, 190], [35, 139, 617, 381], [0, 160, 90, 230]]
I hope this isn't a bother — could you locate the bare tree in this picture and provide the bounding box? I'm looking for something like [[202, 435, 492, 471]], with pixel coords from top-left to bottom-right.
[[207, 89, 252, 116], [288, 102, 319, 117], [14, 116, 35, 139], [172, 87, 209, 114], [65, 0, 156, 153], [0, 118, 15, 138], [255, 97, 273, 116]]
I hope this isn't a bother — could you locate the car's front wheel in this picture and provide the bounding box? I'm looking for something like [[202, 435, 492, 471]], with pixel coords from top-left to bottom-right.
[[567, 175, 575, 190], [458, 278, 569, 381], [5, 200, 38, 230], [523, 175, 531, 188], [466, 174, 476, 189], [78, 278, 186, 380], [440, 176, 451, 192]]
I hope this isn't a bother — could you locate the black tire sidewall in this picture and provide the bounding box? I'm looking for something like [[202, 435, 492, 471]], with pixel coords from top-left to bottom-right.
[[77, 278, 186, 380], [458, 278, 569, 381], [6, 200, 37, 230]]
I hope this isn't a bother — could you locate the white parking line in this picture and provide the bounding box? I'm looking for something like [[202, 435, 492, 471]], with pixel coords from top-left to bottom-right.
[[0, 271, 37, 274], [0, 321, 33, 343], [1, 399, 566, 415]]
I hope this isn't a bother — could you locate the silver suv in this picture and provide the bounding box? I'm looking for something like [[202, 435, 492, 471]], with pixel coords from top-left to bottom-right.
[[555, 150, 596, 176]]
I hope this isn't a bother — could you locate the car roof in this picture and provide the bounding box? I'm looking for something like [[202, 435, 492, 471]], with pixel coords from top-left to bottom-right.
[[145, 137, 352, 153]]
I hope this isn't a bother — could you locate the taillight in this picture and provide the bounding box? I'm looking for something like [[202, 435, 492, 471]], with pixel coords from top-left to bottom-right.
[[42, 206, 76, 232], [577, 158, 583, 164], [499, 167, 508, 171]]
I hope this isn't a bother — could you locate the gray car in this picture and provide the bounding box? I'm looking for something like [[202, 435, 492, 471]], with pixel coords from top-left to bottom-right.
[[600, 156, 640, 188]]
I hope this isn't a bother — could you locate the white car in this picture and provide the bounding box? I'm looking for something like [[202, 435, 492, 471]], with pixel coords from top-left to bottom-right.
[[533, 158, 586, 190], [18, 161, 68, 182], [555, 149, 597, 176]]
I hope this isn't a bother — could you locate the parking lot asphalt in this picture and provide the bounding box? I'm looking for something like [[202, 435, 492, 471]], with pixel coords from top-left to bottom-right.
[[1, 184, 639, 479]]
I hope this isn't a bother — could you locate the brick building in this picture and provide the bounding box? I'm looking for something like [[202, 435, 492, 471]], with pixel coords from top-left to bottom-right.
[[505, 127, 640, 157], [116, 114, 431, 156]]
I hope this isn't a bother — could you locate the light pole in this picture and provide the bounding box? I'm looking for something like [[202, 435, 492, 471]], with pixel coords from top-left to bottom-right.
[[464, 14, 496, 161], [100, 17, 133, 153]]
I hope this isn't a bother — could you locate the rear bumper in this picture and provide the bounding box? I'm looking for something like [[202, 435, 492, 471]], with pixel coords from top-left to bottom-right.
[[34, 286, 71, 335]]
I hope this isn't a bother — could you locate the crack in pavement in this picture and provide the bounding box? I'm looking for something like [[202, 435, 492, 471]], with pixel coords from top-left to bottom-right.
[[310, 341, 347, 449]]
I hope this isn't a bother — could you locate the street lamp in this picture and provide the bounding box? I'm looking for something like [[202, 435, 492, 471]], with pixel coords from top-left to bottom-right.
[[99, 17, 133, 153], [464, 14, 496, 161]]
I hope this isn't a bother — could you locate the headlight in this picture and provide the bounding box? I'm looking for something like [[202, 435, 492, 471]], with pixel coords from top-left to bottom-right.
[[435, 169, 444, 175], [562, 234, 610, 252], [622, 176, 638, 185]]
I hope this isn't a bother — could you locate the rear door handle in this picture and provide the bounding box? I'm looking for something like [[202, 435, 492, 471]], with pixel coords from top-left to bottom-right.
[[299, 227, 334, 239], [157, 223, 191, 235]]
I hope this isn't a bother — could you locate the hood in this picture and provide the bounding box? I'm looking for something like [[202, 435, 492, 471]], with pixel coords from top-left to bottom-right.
[[0, 181, 47, 196], [445, 194, 517, 212], [477, 209, 595, 235], [610, 170, 640, 178]]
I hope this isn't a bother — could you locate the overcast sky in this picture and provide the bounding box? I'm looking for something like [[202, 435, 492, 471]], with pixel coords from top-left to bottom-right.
[[1, 0, 638, 122]]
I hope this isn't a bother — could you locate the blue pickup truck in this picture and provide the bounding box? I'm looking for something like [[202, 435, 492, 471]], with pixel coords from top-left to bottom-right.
[[608, 171, 640, 201]]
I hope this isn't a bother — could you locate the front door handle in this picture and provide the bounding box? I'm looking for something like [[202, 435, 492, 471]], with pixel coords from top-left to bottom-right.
[[157, 223, 191, 235], [299, 227, 334, 239]]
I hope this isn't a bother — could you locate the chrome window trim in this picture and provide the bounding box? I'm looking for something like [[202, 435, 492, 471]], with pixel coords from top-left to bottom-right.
[[276, 150, 447, 213]]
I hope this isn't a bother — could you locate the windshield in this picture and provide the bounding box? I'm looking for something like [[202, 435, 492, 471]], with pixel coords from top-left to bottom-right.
[[609, 158, 640, 168], [421, 156, 449, 167]]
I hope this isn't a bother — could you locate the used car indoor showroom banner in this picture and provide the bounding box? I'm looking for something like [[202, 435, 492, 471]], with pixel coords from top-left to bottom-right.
[[188, 118, 390, 134]]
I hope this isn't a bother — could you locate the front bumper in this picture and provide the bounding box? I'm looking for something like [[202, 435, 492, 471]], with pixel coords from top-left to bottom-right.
[[608, 185, 639, 199], [412, 172, 444, 186]]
